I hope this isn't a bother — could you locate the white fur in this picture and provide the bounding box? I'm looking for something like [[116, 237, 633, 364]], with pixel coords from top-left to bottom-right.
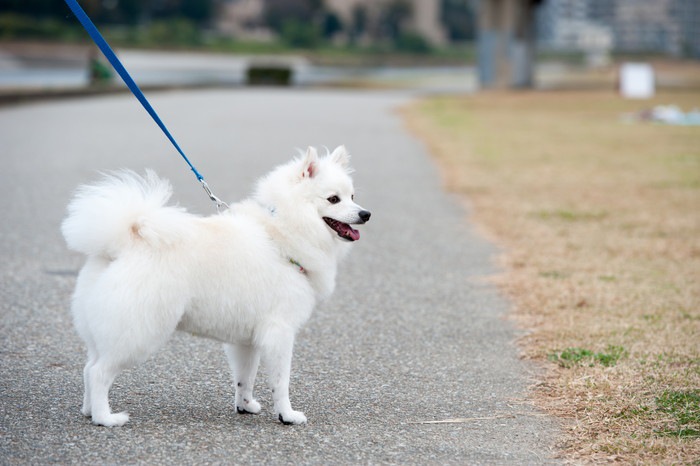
[[62, 146, 369, 427]]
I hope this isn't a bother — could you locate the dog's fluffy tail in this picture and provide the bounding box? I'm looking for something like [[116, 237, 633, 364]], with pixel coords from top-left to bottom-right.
[[62, 170, 189, 258]]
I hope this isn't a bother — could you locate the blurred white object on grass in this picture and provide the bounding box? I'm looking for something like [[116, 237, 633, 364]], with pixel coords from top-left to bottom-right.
[[619, 63, 655, 99]]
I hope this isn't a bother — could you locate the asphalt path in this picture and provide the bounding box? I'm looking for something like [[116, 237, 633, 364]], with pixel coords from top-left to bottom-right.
[[0, 89, 559, 464]]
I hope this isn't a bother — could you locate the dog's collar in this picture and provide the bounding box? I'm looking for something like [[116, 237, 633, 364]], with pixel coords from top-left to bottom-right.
[[288, 257, 306, 275], [262, 203, 303, 274]]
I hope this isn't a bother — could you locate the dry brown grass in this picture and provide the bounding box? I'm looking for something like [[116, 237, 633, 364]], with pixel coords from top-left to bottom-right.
[[539, 58, 700, 91], [403, 88, 700, 464]]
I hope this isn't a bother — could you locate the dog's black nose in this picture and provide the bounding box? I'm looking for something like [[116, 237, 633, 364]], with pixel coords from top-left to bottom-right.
[[359, 210, 371, 223]]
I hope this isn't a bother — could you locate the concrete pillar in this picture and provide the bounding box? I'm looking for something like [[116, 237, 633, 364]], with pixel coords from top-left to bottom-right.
[[477, 0, 538, 89]]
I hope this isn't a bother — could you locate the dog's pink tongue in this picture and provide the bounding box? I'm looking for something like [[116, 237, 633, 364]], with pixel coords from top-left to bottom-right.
[[343, 224, 360, 241]]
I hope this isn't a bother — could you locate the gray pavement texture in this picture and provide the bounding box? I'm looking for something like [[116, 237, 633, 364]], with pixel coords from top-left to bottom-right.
[[0, 89, 559, 464]]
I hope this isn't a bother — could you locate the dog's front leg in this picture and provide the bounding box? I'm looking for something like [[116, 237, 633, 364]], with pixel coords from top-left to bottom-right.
[[223, 343, 261, 414], [261, 328, 307, 425]]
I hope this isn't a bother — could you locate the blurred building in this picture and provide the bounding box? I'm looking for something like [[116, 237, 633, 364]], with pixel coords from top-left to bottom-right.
[[536, 0, 700, 58], [614, 0, 681, 55], [536, 0, 612, 51], [672, 0, 700, 57]]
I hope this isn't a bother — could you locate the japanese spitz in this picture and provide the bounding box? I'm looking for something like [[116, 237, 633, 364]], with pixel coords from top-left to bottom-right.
[[61, 146, 370, 427]]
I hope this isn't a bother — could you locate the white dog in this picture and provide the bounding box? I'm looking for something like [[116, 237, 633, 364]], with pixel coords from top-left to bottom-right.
[[61, 146, 370, 427]]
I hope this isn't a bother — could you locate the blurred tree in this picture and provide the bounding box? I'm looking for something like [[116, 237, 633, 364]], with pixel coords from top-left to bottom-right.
[[147, 18, 201, 45], [321, 11, 343, 40], [179, 0, 214, 23], [348, 5, 368, 44], [280, 20, 321, 48], [395, 31, 431, 53], [263, 0, 323, 32], [114, 0, 144, 24], [0, 0, 218, 25], [0, 0, 71, 18], [441, 0, 476, 41], [263, 0, 326, 48], [378, 0, 412, 42]]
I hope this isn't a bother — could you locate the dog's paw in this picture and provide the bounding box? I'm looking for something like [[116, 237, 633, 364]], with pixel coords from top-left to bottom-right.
[[236, 398, 261, 414], [92, 411, 129, 427], [278, 410, 307, 425]]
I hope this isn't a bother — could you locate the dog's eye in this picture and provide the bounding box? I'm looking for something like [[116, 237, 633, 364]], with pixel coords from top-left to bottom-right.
[[351, 194, 354, 201], [327, 195, 340, 204]]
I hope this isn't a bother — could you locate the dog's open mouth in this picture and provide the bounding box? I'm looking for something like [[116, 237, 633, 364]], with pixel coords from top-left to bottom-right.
[[323, 217, 360, 242]]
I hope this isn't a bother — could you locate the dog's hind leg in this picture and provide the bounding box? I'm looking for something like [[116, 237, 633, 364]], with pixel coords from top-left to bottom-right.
[[260, 328, 306, 425], [224, 343, 261, 414], [87, 359, 129, 427], [81, 350, 96, 417]]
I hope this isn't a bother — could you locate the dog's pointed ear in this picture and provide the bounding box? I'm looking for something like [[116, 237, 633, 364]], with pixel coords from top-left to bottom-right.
[[301, 146, 319, 179], [330, 145, 350, 168]]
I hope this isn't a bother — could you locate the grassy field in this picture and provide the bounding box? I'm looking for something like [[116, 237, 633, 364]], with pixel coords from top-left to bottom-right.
[[403, 89, 700, 463]]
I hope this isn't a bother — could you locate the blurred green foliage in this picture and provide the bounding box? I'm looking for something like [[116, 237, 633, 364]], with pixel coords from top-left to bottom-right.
[[0, 0, 476, 58]]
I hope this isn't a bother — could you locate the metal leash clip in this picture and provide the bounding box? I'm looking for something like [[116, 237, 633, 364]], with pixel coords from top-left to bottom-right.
[[200, 180, 229, 213]]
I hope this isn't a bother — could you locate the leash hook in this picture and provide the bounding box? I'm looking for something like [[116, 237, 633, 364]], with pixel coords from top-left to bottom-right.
[[200, 180, 229, 213]]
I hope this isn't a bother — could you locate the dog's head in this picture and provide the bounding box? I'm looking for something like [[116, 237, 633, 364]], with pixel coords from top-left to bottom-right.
[[255, 146, 371, 242], [301, 146, 370, 242]]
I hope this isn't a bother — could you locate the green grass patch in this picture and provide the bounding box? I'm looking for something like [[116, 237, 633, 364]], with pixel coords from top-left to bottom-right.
[[548, 345, 627, 368], [655, 390, 700, 438]]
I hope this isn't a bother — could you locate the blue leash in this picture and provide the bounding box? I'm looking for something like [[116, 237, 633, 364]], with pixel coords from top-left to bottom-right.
[[64, 0, 228, 211]]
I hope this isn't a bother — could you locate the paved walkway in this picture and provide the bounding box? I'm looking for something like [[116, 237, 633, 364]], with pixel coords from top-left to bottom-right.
[[0, 89, 558, 464]]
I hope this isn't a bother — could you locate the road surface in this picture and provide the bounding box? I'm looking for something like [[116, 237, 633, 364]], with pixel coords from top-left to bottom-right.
[[0, 89, 559, 464]]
